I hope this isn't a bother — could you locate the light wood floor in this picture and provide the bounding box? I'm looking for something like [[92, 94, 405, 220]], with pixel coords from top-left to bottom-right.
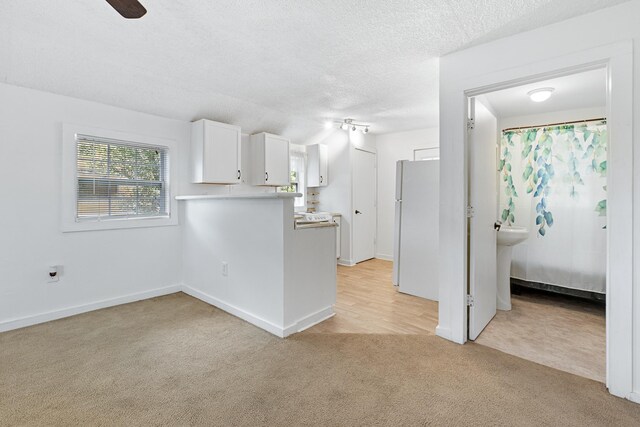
[[308, 259, 606, 383], [306, 259, 438, 334], [476, 288, 606, 383]]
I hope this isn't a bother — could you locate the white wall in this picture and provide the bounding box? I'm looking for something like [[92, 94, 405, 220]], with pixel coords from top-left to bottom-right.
[[315, 129, 376, 265], [0, 83, 186, 330], [284, 225, 336, 330], [0, 83, 291, 331], [438, 0, 639, 400], [181, 198, 287, 331], [315, 130, 351, 262], [375, 128, 439, 259], [181, 196, 336, 336]]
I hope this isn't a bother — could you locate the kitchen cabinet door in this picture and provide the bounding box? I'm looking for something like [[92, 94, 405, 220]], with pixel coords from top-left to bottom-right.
[[191, 119, 241, 184], [251, 133, 290, 186], [307, 144, 328, 187]]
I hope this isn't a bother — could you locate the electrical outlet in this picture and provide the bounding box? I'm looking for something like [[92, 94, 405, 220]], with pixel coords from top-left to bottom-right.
[[48, 265, 60, 283], [222, 262, 228, 277]]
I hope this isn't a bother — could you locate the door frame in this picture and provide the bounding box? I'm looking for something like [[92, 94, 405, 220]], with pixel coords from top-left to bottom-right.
[[450, 42, 633, 398], [351, 146, 378, 264]]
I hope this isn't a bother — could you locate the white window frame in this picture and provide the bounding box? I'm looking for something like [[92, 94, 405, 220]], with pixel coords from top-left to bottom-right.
[[278, 150, 307, 210], [61, 123, 179, 232]]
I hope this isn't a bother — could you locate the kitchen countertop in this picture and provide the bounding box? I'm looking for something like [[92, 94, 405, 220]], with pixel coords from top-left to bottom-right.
[[295, 221, 338, 230], [176, 193, 302, 201]]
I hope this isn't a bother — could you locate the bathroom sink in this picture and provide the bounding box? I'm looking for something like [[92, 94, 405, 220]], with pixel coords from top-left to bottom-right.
[[497, 226, 529, 246], [496, 226, 528, 311]]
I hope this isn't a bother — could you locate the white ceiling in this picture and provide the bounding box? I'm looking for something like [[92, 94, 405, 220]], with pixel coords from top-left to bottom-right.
[[482, 68, 607, 118], [0, 0, 628, 142]]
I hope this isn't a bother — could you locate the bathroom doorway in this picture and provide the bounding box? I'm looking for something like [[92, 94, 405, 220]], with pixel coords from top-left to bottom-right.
[[466, 68, 609, 382]]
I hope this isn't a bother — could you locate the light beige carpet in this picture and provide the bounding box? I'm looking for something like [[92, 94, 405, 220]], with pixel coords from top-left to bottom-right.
[[1, 293, 639, 426]]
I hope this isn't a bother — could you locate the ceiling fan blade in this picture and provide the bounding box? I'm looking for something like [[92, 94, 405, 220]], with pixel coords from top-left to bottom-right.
[[105, 0, 147, 19]]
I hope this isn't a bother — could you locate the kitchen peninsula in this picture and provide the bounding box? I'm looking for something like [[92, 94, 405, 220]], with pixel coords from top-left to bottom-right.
[[177, 193, 337, 337]]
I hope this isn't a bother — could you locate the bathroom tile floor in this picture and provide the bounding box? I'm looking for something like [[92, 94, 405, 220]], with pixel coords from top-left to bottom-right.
[[475, 287, 605, 382]]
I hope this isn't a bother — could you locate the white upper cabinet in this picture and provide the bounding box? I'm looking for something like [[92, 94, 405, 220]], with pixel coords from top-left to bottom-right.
[[250, 133, 290, 186], [191, 119, 242, 184], [307, 144, 328, 187]]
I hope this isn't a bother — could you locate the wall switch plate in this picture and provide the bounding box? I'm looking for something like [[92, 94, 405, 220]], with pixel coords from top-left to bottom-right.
[[222, 262, 228, 277]]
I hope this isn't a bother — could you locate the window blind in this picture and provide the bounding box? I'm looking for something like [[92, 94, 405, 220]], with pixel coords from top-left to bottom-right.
[[76, 134, 169, 221]]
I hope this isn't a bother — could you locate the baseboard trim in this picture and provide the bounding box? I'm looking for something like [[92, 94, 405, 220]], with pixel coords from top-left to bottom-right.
[[338, 259, 356, 267], [628, 392, 640, 404], [181, 284, 286, 338], [283, 306, 334, 337], [435, 325, 451, 341], [375, 253, 393, 261], [0, 284, 181, 333]]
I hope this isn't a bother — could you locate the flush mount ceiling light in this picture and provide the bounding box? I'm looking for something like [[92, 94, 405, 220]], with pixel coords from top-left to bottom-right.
[[336, 118, 371, 134], [528, 87, 555, 103]]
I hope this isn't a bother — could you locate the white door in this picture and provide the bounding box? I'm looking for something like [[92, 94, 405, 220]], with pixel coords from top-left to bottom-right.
[[398, 160, 439, 301], [264, 135, 290, 186], [468, 98, 498, 340], [353, 149, 376, 263]]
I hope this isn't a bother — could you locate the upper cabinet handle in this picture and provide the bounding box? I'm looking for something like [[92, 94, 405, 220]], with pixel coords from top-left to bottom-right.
[[237, 170, 241, 180], [265, 172, 269, 182], [320, 176, 323, 183]]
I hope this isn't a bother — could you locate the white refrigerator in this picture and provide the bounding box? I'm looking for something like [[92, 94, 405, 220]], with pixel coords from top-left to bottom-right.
[[392, 159, 439, 301]]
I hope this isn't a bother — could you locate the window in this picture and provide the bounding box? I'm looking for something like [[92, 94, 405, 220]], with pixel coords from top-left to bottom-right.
[[278, 151, 306, 209], [62, 124, 177, 232], [76, 135, 169, 221]]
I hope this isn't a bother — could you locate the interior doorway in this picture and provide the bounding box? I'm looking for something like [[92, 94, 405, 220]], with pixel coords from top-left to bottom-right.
[[466, 68, 609, 382], [352, 148, 377, 264]]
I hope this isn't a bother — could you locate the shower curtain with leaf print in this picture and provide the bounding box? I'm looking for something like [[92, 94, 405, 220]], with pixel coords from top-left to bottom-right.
[[498, 119, 607, 293]]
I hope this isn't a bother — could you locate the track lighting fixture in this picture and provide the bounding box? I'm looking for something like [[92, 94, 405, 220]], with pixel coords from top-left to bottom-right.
[[335, 118, 371, 133]]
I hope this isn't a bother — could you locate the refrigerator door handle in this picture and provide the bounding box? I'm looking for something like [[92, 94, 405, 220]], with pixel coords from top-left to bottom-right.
[[392, 199, 402, 286]]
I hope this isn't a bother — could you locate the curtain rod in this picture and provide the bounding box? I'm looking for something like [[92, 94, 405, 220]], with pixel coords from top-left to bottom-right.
[[502, 117, 606, 133]]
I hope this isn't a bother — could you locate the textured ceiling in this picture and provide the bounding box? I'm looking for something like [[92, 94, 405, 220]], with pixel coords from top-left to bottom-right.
[[483, 68, 607, 118], [0, 0, 628, 142]]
